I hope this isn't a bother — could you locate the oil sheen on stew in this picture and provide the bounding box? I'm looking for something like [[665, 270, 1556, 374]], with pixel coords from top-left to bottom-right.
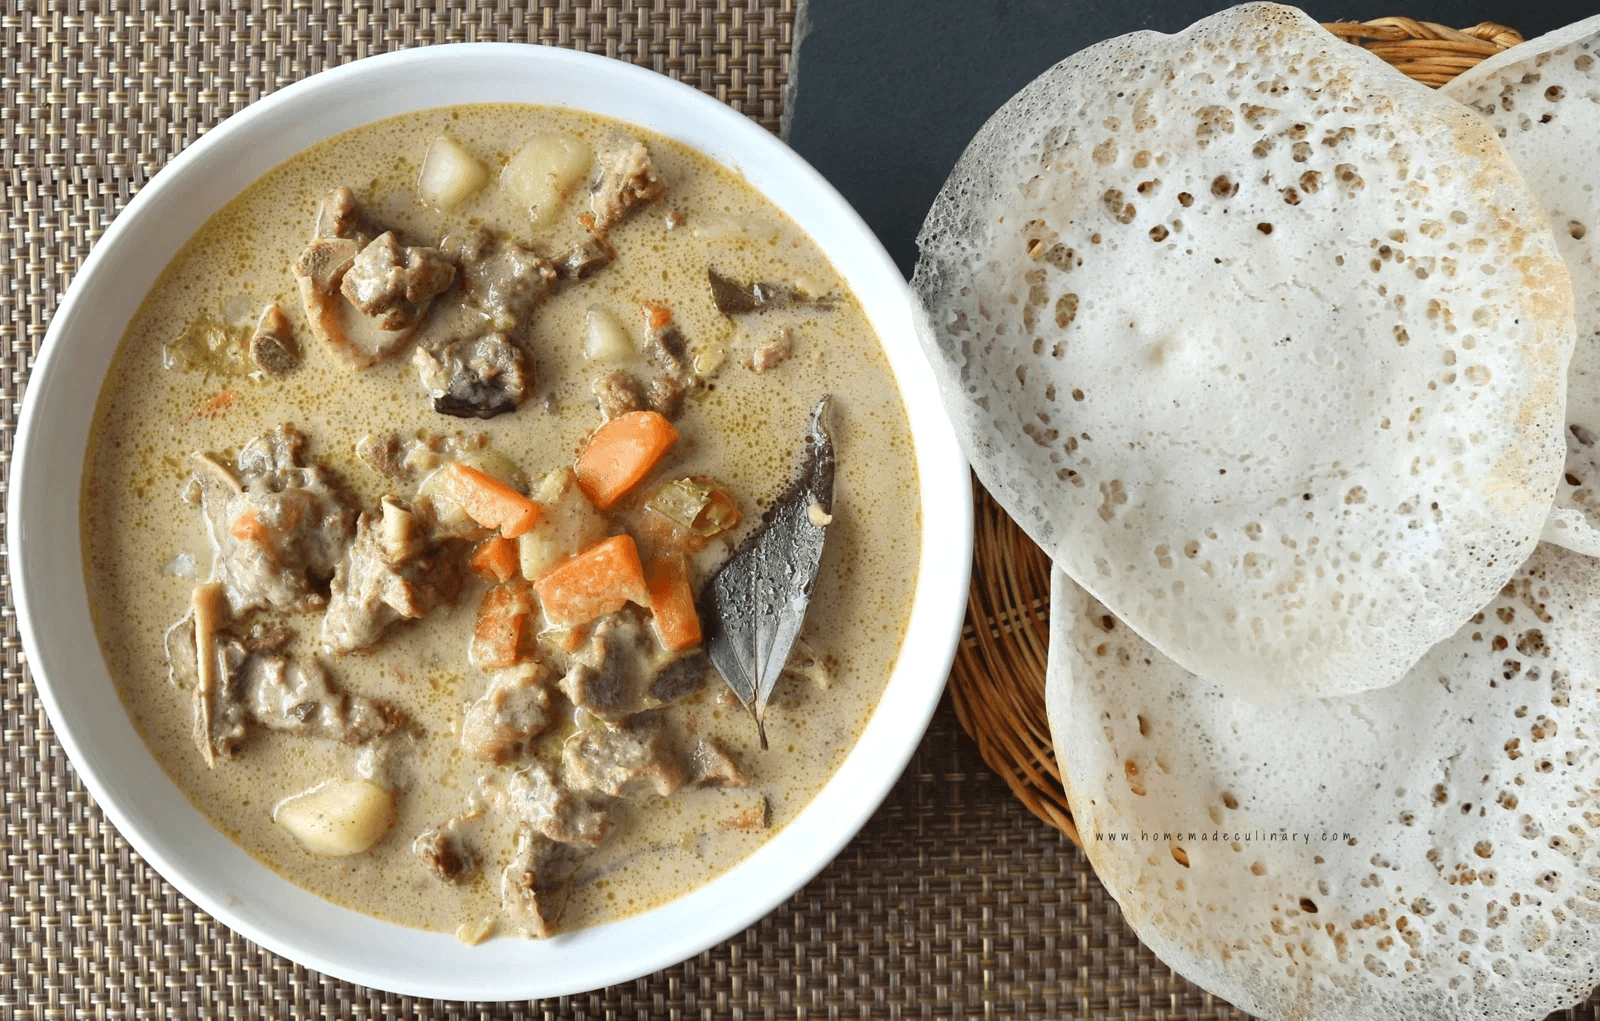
[[82, 104, 920, 942]]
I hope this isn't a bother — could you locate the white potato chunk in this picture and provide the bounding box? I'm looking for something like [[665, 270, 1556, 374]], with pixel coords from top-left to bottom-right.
[[417, 136, 489, 211], [502, 132, 592, 226], [583, 307, 633, 363], [518, 468, 608, 580], [274, 778, 396, 857]]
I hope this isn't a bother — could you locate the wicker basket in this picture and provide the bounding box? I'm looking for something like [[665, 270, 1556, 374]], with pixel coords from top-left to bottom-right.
[[949, 18, 1524, 849]]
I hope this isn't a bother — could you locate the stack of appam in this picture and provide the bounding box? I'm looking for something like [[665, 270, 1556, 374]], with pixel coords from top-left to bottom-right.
[[912, 5, 1600, 1019]]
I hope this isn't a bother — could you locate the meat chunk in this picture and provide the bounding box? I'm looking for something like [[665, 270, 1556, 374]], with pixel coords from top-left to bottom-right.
[[248, 303, 300, 376], [643, 321, 692, 379], [649, 652, 708, 705], [356, 431, 489, 488], [555, 238, 612, 280], [413, 811, 481, 884], [562, 712, 684, 800], [441, 227, 559, 329], [646, 374, 687, 419], [588, 142, 665, 235], [689, 738, 749, 788], [167, 591, 404, 764], [413, 332, 531, 420], [501, 825, 585, 939], [591, 371, 646, 420], [312, 186, 381, 246], [461, 662, 554, 764], [558, 613, 654, 724], [293, 234, 420, 369], [743, 327, 794, 374], [191, 426, 355, 616], [244, 653, 406, 743], [321, 500, 466, 655], [339, 231, 456, 331], [490, 760, 612, 846]]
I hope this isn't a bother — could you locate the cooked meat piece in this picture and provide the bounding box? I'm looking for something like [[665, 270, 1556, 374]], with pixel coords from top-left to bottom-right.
[[339, 231, 456, 331], [591, 371, 646, 420], [356, 433, 409, 482], [191, 426, 355, 616], [168, 592, 403, 764], [413, 332, 531, 420], [648, 652, 708, 705], [643, 322, 691, 378], [248, 303, 300, 376], [688, 738, 749, 788], [321, 500, 466, 655], [442, 226, 559, 328], [588, 141, 665, 235], [558, 613, 653, 724], [555, 238, 612, 280], [562, 712, 684, 800], [647, 374, 687, 419], [461, 662, 555, 764], [312, 186, 381, 246], [501, 825, 585, 939], [490, 760, 612, 846], [293, 235, 419, 368], [356, 431, 489, 486], [471, 581, 535, 670], [413, 810, 481, 884], [743, 327, 794, 374], [244, 653, 406, 743]]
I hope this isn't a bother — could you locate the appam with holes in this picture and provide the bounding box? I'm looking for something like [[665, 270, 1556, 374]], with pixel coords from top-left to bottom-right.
[[1445, 14, 1600, 557], [1045, 542, 1600, 1020], [912, 3, 1576, 702]]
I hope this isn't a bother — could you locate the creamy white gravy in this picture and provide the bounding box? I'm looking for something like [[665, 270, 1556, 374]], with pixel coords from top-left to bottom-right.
[[82, 104, 919, 938]]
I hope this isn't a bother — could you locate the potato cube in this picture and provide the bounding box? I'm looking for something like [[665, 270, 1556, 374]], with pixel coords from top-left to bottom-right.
[[502, 132, 592, 226], [417, 136, 488, 211], [274, 778, 396, 857]]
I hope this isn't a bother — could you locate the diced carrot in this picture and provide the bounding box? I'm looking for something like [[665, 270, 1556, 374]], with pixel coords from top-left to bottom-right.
[[533, 534, 649, 628], [469, 535, 519, 584], [643, 301, 673, 330], [185, 388, 237, 423], [472, 581, 533, 669], [561, 623, 590, 654], [573, 411, 679, 510], [645, 554, 702, 651], [440, 463, 543, 538], [230, 510, 269, 544]]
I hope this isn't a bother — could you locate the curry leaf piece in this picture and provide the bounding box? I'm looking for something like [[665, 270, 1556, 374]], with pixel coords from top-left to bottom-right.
[[700, 396, 835, 748], [706, 268, 834, 317]]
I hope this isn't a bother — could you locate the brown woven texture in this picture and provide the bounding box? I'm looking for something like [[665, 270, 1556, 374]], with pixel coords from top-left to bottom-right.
[[1, 1, 1236, 1018]]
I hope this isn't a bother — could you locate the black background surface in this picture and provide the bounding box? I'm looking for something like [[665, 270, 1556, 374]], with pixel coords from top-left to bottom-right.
[[784, 0, 1600, 277]]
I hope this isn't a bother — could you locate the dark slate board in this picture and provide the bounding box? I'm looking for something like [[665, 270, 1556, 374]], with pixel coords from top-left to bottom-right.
[[784, 0, 1597, 278]]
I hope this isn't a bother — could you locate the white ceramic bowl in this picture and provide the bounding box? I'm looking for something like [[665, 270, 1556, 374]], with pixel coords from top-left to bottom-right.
[[8, 45, 970, 999]]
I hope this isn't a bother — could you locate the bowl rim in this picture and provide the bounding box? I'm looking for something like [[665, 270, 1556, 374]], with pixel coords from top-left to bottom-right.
[[9, 42, 972, 1000]]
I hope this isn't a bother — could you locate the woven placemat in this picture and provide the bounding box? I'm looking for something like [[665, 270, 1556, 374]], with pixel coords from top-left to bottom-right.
[[0, 3, 1587, 1019]]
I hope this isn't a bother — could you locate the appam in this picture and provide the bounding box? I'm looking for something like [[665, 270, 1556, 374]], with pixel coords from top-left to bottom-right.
[[913, 3, 1576, 701], [1045, 543, 1600, 1021], [1444, 14, 1600, 557]]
